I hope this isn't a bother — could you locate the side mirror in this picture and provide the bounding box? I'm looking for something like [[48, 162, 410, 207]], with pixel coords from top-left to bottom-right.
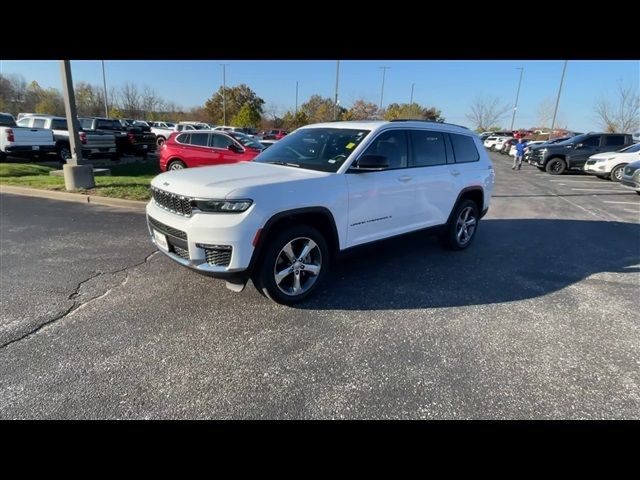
[[228, 144, 242, 153], [354, 154, 388, 171]]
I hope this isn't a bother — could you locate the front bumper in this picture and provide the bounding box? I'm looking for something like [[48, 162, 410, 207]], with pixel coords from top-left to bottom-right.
[[146, 200, 262, 277]]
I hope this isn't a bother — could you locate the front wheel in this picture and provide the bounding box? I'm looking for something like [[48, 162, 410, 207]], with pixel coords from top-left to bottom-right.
[[545, 158, 566, 175], [440, 199, 480, 250], [253, 225, 329, 305], [609, 165, 625, 182]]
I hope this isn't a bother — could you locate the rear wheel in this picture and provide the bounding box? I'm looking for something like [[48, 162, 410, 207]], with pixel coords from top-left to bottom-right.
[[252, 225, 329, 305], [156, 136, 166, 147], [167, 159, 186, 170], [609, 164, 625, 182], [545, 157, 566, 175], [57, 143, 71, 163], [440, 199, 480, 250]]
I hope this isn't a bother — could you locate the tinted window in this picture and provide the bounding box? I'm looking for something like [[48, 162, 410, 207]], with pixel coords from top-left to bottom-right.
[[51, 119, 67, 130], [211, 134, 235, 148], [450, 134, 480, 163], [229, 132, 263, 150], [96, 119, 122, 130], [582, 136, 600, 147], [32, 118, 46, 128], [409, 130, 447, 167], [605, 135, 625, 147], [176, 133, 191, 144], [1, 114, 17, 126], [190, 133, 209, 146], [361, 130, 408, 169]]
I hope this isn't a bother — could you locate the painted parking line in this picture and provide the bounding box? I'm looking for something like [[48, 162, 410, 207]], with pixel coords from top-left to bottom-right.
[[623, 209, 640, 213], [602, 201, 640, 205], [549, 179, 606, 183], [571, 188, 632, 192]]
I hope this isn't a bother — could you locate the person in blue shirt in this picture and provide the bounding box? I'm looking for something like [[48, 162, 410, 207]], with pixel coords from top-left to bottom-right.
[[512, 138, 526, 170]]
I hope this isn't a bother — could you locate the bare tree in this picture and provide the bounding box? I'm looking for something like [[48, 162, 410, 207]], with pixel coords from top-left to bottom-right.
[[119, 82, 142, 118], [466, 95, 511, 132], [595, 83, 640, 133], [141, 85, 161, 119], [536, 97, 555, 129]]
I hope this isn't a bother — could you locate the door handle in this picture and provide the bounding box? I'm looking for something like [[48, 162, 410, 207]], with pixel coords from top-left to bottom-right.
[[398, 175, 412, 182], [450, 169, 461, 176]]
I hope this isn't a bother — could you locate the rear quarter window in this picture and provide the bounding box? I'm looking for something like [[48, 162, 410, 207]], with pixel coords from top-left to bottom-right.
[[176, 133, 191, 144], [450, 134, 480, 163]]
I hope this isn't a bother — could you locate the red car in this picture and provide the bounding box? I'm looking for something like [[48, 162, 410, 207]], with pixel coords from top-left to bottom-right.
[[159, 130, 264, 171], [262, 129, 288, 140]]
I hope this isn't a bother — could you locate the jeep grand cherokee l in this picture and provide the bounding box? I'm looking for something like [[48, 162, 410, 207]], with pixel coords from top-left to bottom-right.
[[146, 120, 495, 305]]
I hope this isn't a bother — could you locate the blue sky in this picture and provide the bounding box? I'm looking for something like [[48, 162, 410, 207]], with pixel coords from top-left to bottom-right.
[[1, 60, 637, 131]]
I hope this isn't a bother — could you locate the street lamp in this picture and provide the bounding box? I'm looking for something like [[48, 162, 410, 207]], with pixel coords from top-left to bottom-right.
[[379, 66, 390, 111], [220, 63, 229, 125], [333, 60, 340, 120], [410, 83, 415, 104], [510, 67, 524, 131], [101, 60, 109, 118], [550, 60, 568, 138]]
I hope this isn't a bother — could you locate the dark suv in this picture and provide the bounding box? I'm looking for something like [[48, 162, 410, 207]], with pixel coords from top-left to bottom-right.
[[528, 133, 635, 175]]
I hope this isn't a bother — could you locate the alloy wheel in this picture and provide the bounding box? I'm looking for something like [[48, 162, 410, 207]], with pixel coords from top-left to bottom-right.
[[456, 206, 477, 245], [273, 237, 322, 296]]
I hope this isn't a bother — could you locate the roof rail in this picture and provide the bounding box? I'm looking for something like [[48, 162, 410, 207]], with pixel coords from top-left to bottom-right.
[[389, 119, 469, 130]]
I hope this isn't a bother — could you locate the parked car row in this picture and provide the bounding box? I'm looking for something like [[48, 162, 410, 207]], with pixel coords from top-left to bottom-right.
[[482, 130, 640, 193]]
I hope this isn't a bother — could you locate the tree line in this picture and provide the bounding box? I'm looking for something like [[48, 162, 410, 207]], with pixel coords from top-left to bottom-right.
[[3, 72, 635, 134]]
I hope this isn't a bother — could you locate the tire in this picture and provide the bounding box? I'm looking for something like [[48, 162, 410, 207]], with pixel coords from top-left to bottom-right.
[[252, 225, 329, 305], [156, 136, 165, 147], [545, 157, 566, 175], [489, 145, 496, 152], [439, 199, 480, 251], [167, 159, 186, 171], [609, 164, 625, 182], [57, 143, 71, 163]]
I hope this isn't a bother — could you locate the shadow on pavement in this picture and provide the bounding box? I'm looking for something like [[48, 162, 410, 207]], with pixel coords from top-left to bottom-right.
[[298, 219, 640, 310]]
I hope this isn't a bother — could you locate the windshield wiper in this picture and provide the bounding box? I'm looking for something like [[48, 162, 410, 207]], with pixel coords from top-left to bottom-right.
[[267, 161, 300, 167]]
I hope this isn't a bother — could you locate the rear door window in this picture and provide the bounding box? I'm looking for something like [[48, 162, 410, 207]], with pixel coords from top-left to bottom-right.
[[604, 135, 626, 148], [409, 130, 447, 167], [189, 133, 210, 146]]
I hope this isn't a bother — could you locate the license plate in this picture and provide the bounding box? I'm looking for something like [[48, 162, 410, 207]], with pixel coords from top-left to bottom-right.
[[32, 146, 40, 150], [153, 230, 168, 251]]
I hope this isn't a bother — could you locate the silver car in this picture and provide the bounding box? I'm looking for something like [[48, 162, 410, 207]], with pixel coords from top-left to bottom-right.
[[620, 159, 640, 195]]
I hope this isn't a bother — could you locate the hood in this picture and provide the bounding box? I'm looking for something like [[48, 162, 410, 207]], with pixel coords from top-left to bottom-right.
[[151, 161, 329, 199]]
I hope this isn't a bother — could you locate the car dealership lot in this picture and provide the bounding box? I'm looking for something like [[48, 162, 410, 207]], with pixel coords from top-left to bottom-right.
[[0, 152, 638, 419]]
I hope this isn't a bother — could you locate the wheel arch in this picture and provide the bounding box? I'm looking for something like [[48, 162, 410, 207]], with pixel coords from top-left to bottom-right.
[[248, 207, 340, 273], [445, 187, 485, 225]]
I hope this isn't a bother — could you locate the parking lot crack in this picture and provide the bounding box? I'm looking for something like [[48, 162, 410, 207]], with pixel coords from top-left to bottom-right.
[[0, 250, 159, 350]]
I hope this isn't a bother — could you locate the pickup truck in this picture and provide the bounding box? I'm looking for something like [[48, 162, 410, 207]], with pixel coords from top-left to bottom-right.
[[79, 117, 157, 157], [17, 114, 117, 162], [528, 132, 635, 175], [150, 125, 176, 147], [1, 112, 57, 161]]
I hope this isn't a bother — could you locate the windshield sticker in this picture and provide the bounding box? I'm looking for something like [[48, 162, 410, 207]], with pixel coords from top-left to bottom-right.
[[345, 142, 356, 149]]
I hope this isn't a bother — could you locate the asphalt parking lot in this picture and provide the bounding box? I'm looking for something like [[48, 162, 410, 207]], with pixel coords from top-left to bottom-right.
[[0, 152, 638, 419]]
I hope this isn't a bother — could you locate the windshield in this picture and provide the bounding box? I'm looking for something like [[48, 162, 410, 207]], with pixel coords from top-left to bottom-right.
[[0, 113, 16, 127], [619, 143, 640, 153], [254, 127, 370, 173], [229, 132, 264, 150]]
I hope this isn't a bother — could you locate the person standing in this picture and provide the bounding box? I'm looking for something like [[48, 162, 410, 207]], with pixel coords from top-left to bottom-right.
[[513, 138, 526, 170]]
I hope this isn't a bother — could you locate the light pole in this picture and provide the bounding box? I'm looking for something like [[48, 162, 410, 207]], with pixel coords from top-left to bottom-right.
[[410, 83, 415, 104], [220, 63, 229, 125], [379, 66, 390, 111], [101, 60, 109, 118], [550, 60, 568, 138], [60, 60, 94, 190], [510, 67, 524, 131], [333, 60, 340, 120], [295, 81, 299, 115]]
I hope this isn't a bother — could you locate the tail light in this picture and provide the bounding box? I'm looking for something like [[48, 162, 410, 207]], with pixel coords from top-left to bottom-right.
[[79, 132, 87, 144], [128, 133, 136, 144], [6, 129, 15, 142]]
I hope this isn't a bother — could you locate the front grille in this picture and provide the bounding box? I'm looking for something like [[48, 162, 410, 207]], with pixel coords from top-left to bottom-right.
[[173, 245, 190, 260], [148, 216, 187, 240], [151, 187, 193, 216], [204, 246, 232, 267]]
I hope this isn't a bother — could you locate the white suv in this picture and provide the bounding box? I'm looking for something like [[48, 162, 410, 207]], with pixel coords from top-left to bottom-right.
[[146, 120, 495, 304]]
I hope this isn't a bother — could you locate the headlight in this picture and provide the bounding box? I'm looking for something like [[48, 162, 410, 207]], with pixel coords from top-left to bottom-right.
[[193, 199, 253, 213]]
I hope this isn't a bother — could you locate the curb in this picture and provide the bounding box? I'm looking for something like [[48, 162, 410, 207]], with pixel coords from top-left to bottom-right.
[[0, 185, 147, 211]]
